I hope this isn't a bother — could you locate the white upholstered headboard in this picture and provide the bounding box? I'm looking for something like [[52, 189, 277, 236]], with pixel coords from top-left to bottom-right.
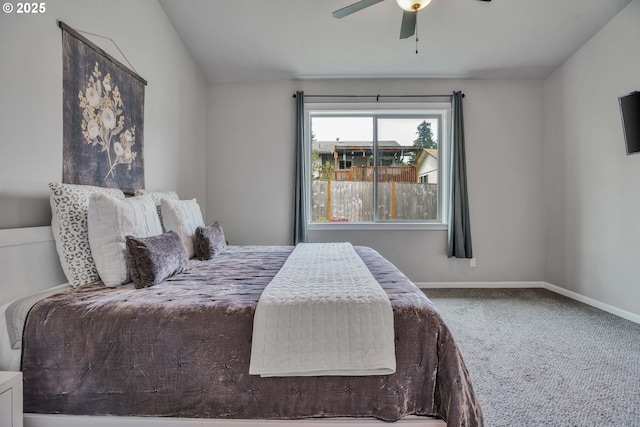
[[0, 226, 67, 306]]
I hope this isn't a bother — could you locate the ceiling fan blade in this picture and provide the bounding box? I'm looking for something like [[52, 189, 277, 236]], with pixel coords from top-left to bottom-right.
[[399, 11, 416, 39], [332, 0, 386, 19]]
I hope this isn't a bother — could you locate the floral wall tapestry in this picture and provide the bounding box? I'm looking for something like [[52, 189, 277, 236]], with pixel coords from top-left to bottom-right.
[[61, 22, 146, 190]]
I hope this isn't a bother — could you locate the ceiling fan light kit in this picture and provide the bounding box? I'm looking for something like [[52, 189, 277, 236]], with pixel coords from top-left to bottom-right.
[[395, 0, 432, 12]]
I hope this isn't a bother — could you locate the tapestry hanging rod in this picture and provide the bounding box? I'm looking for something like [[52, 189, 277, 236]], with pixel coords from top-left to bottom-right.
[[292, 93, 463, 100], [58, 21, 147, 85]]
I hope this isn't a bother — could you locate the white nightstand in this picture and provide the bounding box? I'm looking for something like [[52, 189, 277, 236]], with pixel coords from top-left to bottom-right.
[[0, 372, 22, 427]]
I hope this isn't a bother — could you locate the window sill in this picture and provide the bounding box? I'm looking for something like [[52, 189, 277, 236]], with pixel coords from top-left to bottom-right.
[[307, 222, 448, 231]]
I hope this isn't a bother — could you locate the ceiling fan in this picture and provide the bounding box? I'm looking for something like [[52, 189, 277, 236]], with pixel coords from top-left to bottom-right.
[[333, 0, 492, 39]]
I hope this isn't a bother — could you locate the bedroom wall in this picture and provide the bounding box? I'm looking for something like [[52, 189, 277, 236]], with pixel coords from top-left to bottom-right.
[[0, 0, 207, 229], [544, 0, 640, 317], [206, 79, 545, 284]]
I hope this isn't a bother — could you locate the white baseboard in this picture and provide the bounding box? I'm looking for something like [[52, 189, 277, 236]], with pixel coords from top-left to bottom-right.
[[542, 282, 640, 325], [416, 281, 545, 289], [417, 281, 640, 325]]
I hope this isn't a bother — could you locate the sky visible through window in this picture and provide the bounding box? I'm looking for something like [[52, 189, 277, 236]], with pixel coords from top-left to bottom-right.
[[312, 117, 438, 146]]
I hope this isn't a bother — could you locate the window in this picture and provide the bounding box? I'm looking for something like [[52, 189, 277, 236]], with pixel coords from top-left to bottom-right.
[[307, 103, 450, 229]]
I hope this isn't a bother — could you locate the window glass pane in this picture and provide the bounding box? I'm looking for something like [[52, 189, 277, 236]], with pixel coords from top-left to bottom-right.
[[376, 118, 438, 221], [310, 116, 373, 223], [308, 109, 444, 225]]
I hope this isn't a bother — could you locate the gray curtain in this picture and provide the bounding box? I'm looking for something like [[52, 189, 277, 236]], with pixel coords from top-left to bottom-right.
[[293, 91, 308, 245], [448, 91, 473, 258]]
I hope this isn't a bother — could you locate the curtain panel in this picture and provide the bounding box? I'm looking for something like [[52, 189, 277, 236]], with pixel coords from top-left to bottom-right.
[[448, 91, 473, 258], [293, 91, 308, 245]]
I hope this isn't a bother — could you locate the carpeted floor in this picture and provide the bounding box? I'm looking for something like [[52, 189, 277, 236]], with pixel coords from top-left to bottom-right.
[[424, 288, 640, 427]]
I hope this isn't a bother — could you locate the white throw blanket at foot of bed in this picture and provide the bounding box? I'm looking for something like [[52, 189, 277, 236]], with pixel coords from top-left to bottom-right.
[[249, 242, 396, 377]]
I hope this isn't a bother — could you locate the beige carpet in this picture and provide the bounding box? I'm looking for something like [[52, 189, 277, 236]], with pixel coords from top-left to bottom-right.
[[424, 288, 640, 427]]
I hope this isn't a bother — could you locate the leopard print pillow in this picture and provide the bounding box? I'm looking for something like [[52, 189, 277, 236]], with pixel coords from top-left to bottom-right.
[[49, 182, 125, 287]]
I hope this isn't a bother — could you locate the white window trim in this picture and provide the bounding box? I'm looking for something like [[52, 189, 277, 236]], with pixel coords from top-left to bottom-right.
[[305, 102, 451, 230], [307, 221, 448, 231]]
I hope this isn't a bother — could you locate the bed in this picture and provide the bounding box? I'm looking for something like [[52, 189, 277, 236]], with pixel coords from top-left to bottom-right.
[[0, 185, 483, 427]]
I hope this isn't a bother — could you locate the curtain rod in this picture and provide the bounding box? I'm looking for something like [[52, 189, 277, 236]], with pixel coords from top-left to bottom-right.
[[292, 93, 463, 99]]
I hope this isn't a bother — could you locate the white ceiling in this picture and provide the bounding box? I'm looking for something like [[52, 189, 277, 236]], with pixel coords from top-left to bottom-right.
[[158, 0, 632, 83]]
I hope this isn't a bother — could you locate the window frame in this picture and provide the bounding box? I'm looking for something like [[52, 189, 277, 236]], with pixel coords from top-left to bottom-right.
[[305, 102, 450, 231]]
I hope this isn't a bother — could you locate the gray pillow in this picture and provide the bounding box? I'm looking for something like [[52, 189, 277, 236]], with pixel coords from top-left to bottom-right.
[[126, 231, 189, 289], [194, 221, 227, 260]]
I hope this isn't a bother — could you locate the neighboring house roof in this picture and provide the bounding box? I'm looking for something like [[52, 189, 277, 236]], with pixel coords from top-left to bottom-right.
[[424, 148, 438, 159], [312, 140, 421, 156]]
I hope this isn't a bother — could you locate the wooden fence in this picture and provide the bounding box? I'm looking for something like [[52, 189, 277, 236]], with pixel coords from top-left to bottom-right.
[[312, 180, 437, 222]]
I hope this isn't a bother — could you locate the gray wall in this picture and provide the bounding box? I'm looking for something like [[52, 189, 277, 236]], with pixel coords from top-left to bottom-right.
[[206, 79, 545, 284], [544, 0, 640, 316], [0, 0, 207, 229], [3, 0, 637, 318]]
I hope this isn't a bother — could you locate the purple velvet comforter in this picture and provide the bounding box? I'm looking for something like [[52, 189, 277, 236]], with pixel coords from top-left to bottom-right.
[[21, 246, 483, 425]]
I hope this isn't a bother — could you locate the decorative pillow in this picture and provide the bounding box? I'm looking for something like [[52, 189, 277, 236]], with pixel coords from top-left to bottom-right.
[[49, 182, 125, 288], [87, 194, 163, 287], [160, 198, 205, 259], [126, 231, 189, 289], [132, 189, 179, 231], [194, 221, 227, 260]]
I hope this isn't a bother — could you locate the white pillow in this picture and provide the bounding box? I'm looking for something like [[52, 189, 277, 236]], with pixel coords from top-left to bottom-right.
[[132, 189, 179, 231], [88, 194, 162, 287], [49, 182, 125, 288], [160, 198, 205, 259]]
